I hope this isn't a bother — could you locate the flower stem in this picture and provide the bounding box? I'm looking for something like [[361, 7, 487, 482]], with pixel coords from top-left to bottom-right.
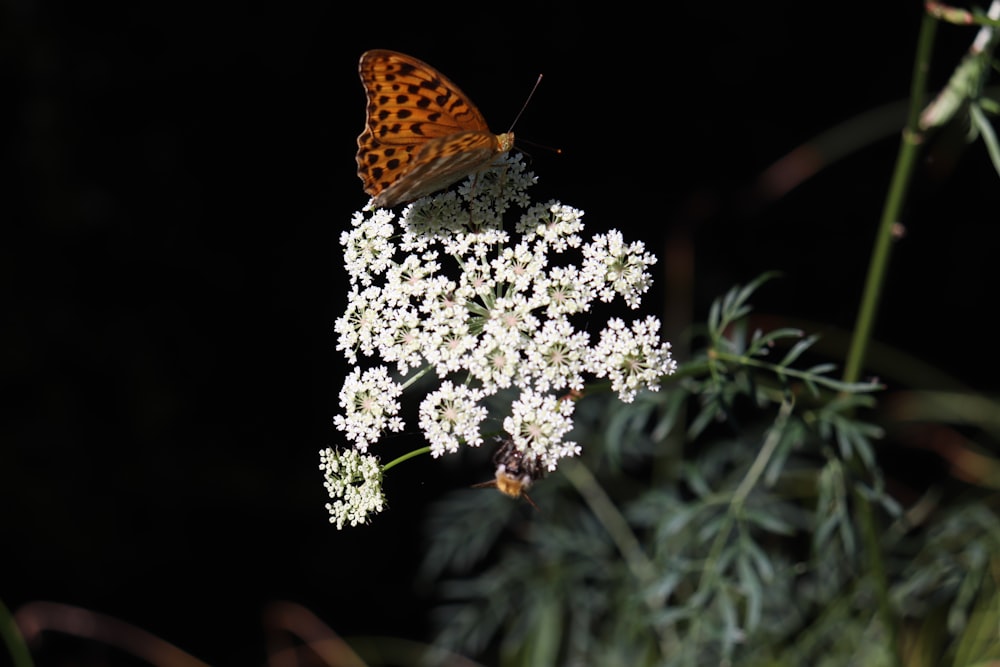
[[560, 458, 672, 655], [841, 11, 940, 667], [382, 446, 431, 472], [842, 11, 937, 386]]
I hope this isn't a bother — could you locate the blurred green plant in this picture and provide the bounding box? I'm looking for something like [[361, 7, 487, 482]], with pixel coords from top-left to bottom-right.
[[421, 276, 891, 667], [417, 5, 1000, 667]]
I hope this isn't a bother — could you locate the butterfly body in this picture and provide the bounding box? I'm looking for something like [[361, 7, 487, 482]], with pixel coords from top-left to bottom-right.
[[357, 50, 514, 209]]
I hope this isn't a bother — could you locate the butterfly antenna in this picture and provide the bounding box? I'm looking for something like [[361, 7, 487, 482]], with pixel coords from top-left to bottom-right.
[[507, 73, 543, 133], [516, 137, 562, 156]]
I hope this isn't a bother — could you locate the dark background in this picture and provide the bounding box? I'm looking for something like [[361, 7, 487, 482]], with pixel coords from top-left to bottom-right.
[[4, 2, 999, 664]]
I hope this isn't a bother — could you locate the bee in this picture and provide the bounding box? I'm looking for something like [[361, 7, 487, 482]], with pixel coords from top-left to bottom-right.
[[473, 436, 545, 509]]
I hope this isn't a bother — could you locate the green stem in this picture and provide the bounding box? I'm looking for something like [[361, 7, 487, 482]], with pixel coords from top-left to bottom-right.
[[698, 399, 792, 596], [712, 350, 879, 392], [382, 446, 431, 472], [399, 365, 434, 392], [561, 459, 656, 589], [842, 11, 937, 386], [840, 11, 940, 667], [560, 459, 672, 656], [732, 398, 792, 505]]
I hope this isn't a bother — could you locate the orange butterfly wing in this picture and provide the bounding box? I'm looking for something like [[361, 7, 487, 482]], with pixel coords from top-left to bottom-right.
[[356, 50, 514, 209]]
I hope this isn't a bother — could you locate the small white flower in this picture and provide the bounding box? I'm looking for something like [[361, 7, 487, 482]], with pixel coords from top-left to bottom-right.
[[401, 190, 466, 239], [467, 332, 521, 392], [332, 366, 405, 450], [383, 251, 442, 307], [422, 319, 479, 377], [482, 294, 541, 340], [334, 285, 386, 364], [419, 275, 463, 318], [582, 229, 657, 309], [532, 265, 595, 317], [588, 316, 677, 403], [419, 280, 477, 376], [319, 447, 386, 529], [418, 381, 488, 457], [340, 209, 397, 286], [443, 227, 509, 259], [520, 316, 590, 394], [517, 201, 585, 252], [503, 389, 580, 471], [375, 305, 425, 375], [491, 240, 547, 294], [456, 258, 498, 300]]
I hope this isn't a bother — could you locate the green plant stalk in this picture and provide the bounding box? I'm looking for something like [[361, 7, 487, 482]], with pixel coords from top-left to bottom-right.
[[841, 11, 940, 667], [687, 400, 792, 663], [843, 12, 937, 386], [560, 458, 672, 656], [712, 349, 879, 393], [382, 446, 431, 472]]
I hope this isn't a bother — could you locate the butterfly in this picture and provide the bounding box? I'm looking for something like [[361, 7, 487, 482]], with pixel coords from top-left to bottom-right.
[[356, 50, 515, 209]]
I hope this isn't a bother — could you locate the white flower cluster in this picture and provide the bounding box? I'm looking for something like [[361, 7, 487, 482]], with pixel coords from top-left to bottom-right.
[[319, 447, 385, 529], [332, 366, 405, 451], [322, 156, 676, 525]]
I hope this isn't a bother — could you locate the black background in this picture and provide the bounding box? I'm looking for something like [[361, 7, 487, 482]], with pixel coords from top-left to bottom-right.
[[5, 2, 999, 664]]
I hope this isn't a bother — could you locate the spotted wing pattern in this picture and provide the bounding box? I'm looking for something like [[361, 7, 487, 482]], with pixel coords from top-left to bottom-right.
[[356, 49, 515, 209]]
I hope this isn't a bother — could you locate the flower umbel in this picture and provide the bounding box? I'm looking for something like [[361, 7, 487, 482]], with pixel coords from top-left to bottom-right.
[[319, 448, 386, 529], [503, 389, 580, 471], [332, 366, 405, 451], [582, 229, 658, 309], [324, 155, 675, 524], [418, 381, 488, 457], [590, 316, 677, 403]]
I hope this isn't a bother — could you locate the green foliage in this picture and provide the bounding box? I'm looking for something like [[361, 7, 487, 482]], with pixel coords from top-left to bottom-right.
[[417, 271, 1000, 666], [919, 28, 1000, 178], [415, 9, 1000, 664], [419, 276, 917, 666]]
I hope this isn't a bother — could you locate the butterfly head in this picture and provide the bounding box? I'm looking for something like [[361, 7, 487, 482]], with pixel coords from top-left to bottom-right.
[[498, 132, 515, 153]]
